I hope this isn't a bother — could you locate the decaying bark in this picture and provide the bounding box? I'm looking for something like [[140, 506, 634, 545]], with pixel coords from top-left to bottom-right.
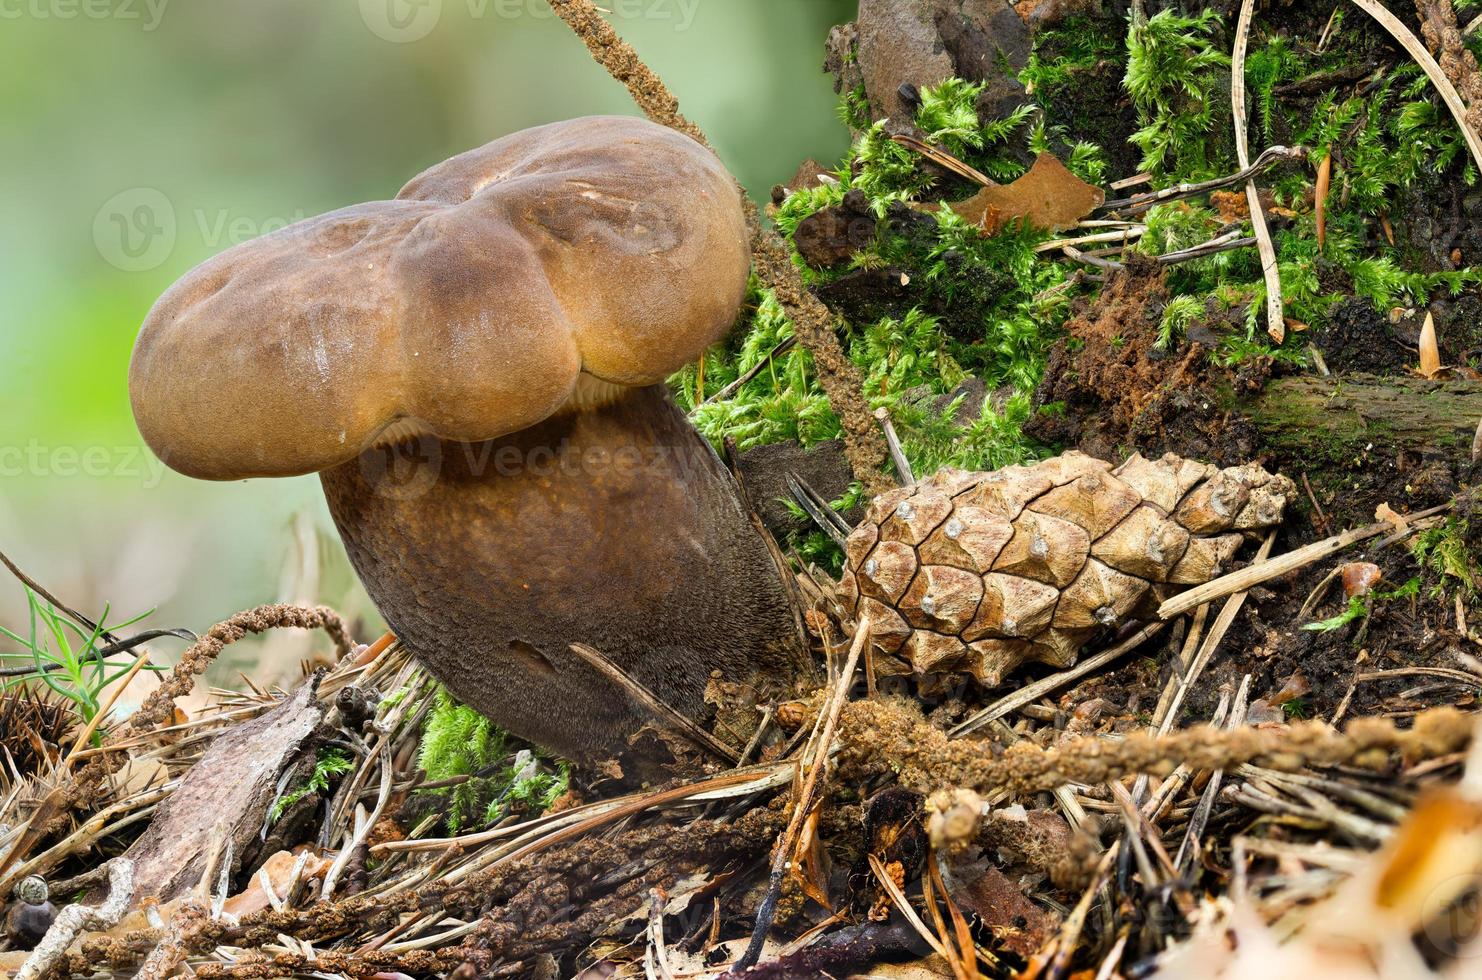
[[119, 679, 324, 906], [1246, 373, 1482, 461]]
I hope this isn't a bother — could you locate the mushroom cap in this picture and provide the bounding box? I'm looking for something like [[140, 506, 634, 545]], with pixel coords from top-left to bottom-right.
[[130, 116, 750, 480]]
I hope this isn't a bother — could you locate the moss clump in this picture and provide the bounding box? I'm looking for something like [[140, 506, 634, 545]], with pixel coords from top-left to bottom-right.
[[1124, 9, 1232, 180], [677, 77, 1066, 478], [416, 688, 568, 833], [1413, 519, 1480, 600]]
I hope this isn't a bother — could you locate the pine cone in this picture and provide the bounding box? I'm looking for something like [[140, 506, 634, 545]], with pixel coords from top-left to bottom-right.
[[839, 451, 1294, 686]]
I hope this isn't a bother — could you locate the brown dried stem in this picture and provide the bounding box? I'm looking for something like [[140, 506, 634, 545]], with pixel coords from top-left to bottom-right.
[[840, 697, 1475, 799], [1416, 0, 1482, 139]]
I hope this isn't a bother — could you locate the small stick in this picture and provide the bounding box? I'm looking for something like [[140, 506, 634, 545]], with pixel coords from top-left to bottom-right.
[[1062, 245, 1120, 271], [1047, 843, 1119, 977], [1158, 532, 1276, 728], [729, 618, 870, 975], [1158, 501, 1454, 617], [1233, 0, 1286, 342], [1109, 172, 1153, 191], [569, 643, 739, 764], [0, 546, 120, 644], [785, 472, 852, 549], [874, 407, 916, 486], [950, 622, 1167, 738], [1301, 471, 1330, 533], [1174, 675, 1251, 872], [1099, 145, 1306, 212], [322, 744, 394, 898], [1140, 687, 1231, 822], [63, 650, 152, 766], [702, 336, 797, 405], [1064, 230, 1255, 271], [889, 133, 995, 187], [17, 859, 133, 980], [1308, 343, 1331, 376], [1035, 227, 1147, 253]]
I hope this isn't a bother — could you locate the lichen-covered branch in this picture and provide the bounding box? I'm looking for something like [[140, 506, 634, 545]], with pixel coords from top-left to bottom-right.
[[838, 696, 1474, 798]]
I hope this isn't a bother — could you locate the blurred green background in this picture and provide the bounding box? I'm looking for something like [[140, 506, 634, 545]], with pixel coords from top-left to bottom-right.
[[0, 0, 854, 657]]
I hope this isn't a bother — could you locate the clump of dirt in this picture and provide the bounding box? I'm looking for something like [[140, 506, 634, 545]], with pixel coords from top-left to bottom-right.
[[1025, 255, 1259, 465], [1310, 296, 1415, 374]]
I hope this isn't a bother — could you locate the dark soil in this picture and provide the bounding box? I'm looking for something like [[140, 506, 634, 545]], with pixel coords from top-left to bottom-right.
[[1031, 16, 1143, 182], [1311, 296, 1416, 374]]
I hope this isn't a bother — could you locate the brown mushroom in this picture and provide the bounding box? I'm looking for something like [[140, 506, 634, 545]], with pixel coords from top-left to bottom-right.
[[129, 116, 806, 765]]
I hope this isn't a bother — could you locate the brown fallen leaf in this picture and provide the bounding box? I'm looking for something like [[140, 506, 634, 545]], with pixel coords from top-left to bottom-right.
[[1315, 151, 1332, 253], [222, 848, 333, 918], [1418, 310, 1443, 378], [940, 153, 1105, 235], [1268, 670, 1311, 706], [789, 803, 833, 911], [941, 854, 1061, 959], [1375, 502, 1409, 533]]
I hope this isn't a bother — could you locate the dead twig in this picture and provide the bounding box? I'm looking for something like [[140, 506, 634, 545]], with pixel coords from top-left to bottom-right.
[[17, 858, 132, 980], [1099, 145, 1306, 213], [874, 407, 916, 487], [1159, 500, 1455, 618], [1233, 0, 1286, 342], [950, 622, 1168, 739], [702, 336, 797, 405], [730, 618, 870, 974], [1063, 229, 1255, 271], [568, 643, 740, 764], [785, 472, 853, 550]]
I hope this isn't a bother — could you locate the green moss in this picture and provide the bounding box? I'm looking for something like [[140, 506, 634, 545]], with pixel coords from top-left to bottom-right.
[[270, 748, 353, 823], [1413, 520, 1480, 599], [416, 688, 567, 833], [1124, 9, 1232, 180]]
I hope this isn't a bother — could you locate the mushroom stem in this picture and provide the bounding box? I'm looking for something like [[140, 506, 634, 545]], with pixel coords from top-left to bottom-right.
[[319, 385, 806, 765]]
